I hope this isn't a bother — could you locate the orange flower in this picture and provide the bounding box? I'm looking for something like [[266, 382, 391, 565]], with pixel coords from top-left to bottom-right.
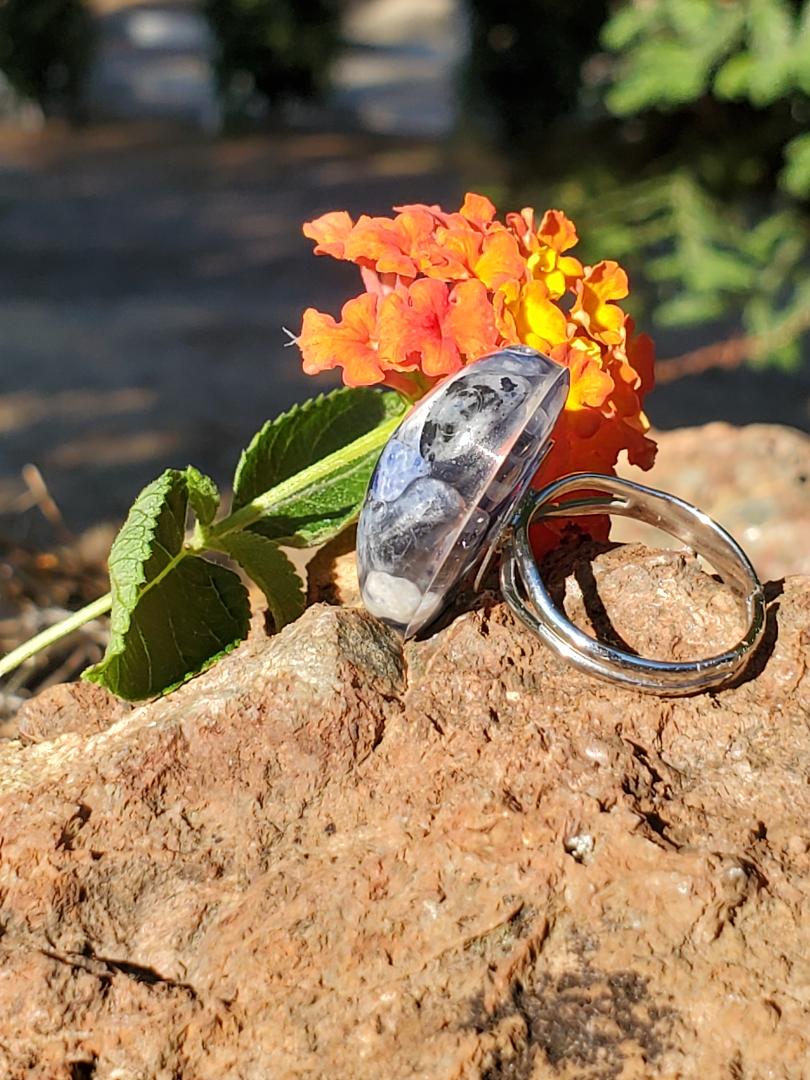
[[377, 278, 497, 378], [344, 208, 435, 279], [507, 208, 583, 299], [299, 293, 385, 386], [459, 191, 498, 227], [571, 261, 629, 346], [297, 194, 657, 553], [302, 210, 353, 259], [549, 341, 615, 436], [422, 217, 483, 281], [624, 317, 655, 396], [537, 208, 579, 254], [499, 279, 570, 352], [473, 231, 527, 290]]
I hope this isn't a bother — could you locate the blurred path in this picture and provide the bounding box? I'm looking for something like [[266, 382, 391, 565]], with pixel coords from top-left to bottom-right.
[[0, 123, 460, 534], [84, 0, 463, 136], [0, 121, 808, 539]]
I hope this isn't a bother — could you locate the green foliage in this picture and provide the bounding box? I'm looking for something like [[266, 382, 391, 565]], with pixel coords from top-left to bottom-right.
[[602, 0, 744, 113], [0, 0, 94, 116], [83, 387, 407, 701], [596, 0, 810, 366], [217, 531, 304, 631], [234, 387, 406, 546], [781, 133, 810, 197], [562, 172, 809, 368], [83, 469, 251, 701], [477, 0, 810, 369], [604, 0, 810, 116], [202, 0, 341, 113]]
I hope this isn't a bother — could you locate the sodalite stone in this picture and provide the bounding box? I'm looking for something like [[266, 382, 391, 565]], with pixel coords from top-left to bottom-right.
[[357, 346, 570, 637]]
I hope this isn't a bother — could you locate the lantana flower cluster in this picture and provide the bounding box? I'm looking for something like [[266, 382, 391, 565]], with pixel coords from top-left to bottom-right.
[[297, 193, 656, 546]]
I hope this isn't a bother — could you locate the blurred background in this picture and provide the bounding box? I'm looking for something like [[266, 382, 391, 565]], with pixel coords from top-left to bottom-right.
[[0, 0, 808, 714]]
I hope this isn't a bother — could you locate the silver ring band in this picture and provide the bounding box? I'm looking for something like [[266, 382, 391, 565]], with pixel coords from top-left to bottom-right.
[[500, 473, 766, 695]]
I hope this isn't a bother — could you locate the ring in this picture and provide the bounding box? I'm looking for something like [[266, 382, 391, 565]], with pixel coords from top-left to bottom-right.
[[500, 473, 766, 695], [356, 346, 765, 695]]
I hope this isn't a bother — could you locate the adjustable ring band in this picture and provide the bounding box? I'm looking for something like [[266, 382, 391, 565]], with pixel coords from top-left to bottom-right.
[[500, 473, 766, 695]]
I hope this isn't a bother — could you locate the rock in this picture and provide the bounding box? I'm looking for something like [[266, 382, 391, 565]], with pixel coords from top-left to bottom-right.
[[16, 680, 129, 743], [618, 422, 810, 580], [307, 524, 361, 608], [0, 546, 808, 1078]]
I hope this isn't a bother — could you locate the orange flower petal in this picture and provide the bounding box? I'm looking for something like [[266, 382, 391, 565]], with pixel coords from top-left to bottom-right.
[[537, 209, 579, 253], [557, 254, 584, 279], [460, 192, 497, 227], [344, 209, 434, 278], [493, 281, 522, 344], [624, 426, 658, 470], [474, 231, 526, 290], [572, 261, 630, 346], [550, 343, 615, 413], [378, 279, 462, 378], [298, 293, 384, 386], [303, 210, 354, 259], [588, 260, 629, 302], [448, 279, 498, 360], [570, 356, 615, 411], [423, 222, 481, 280], [511, 280, 570, 351], [506, 207, 536, 251], [625, 318, 656, 395]]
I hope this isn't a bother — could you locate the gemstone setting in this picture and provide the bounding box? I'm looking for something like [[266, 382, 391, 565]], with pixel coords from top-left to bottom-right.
[[356, 346, 570, 637]]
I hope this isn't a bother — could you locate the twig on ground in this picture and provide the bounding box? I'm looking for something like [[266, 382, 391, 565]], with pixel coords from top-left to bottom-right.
[[656, 337, 751, 384]]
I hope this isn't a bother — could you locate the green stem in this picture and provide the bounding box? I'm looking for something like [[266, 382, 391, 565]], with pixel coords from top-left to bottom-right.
[[200, 408, 403, 544], [0, 593, 113, 680]]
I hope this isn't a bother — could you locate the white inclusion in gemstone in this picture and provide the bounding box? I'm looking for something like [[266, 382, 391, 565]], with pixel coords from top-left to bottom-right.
[[362, 571, 423, 625]]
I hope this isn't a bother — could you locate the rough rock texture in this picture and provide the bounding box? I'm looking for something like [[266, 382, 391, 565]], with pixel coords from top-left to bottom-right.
[[0, 546, 808, 1079], [617, 421, 810, 579], [15, 680, 129, 743]]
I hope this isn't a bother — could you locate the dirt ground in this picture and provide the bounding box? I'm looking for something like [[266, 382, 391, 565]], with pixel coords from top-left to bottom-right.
[[1, 122, 809, 540]]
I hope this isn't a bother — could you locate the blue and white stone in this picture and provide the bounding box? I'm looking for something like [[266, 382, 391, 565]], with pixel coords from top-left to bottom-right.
[[356, 346, 570, 637]]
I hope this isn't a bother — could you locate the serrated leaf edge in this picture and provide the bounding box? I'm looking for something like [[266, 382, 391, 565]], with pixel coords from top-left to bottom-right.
[[105, 469, 187, 646], [232, 387, 364, 506]]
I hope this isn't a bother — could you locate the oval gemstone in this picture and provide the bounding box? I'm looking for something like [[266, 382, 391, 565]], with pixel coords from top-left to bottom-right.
[[356, 346, 569, 638]]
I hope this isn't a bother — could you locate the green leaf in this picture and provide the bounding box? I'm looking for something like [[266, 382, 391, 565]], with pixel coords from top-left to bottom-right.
[[233, 386, 407, 547], [655, 291, 725, 327], [780, 133, 810, 198], [233, 386, 404, 511], [714, 52, 754, 99], [747, 0, 796, 104], [605, 41, 712, 114], [600, 4, 648, 50], [796, 4, 810, 94], [185, 465, 220, 526], [248, 442, 387, 547], [84, 469, 250, 701], [217, 531, 305, 631]]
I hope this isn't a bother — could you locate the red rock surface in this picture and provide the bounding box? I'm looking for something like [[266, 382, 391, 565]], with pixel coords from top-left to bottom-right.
[[0, 546, 808, 1078], [15, 680, 128, 743], [618, 421, 810, 579]]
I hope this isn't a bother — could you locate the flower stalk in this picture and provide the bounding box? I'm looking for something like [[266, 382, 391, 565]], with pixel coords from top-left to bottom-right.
[[0, 593, 113, 680]]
